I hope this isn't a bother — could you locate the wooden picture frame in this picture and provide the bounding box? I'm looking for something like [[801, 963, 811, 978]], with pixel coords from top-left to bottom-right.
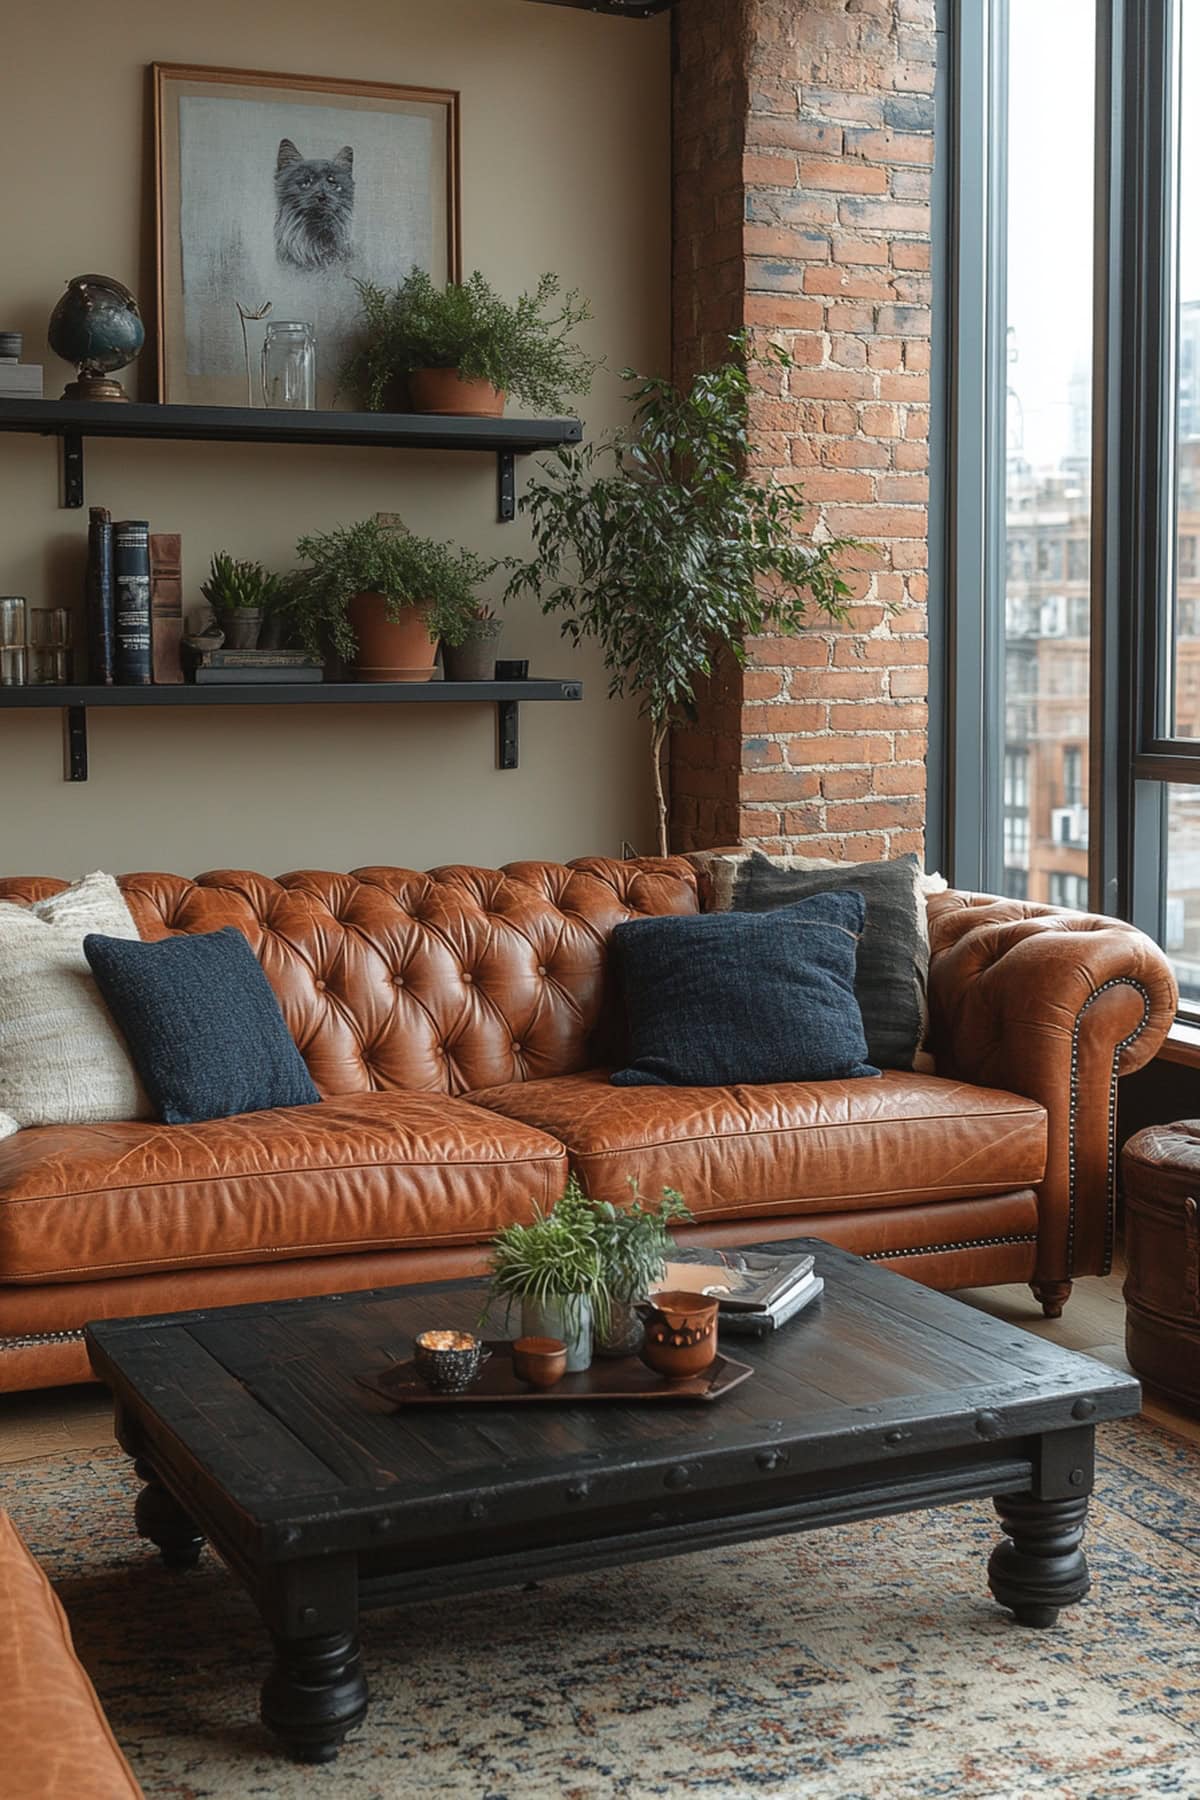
[[153, 63, 461, 408]]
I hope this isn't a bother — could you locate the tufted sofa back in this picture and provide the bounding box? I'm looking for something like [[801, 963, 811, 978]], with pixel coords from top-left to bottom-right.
[[0, 859, 700, 1098]]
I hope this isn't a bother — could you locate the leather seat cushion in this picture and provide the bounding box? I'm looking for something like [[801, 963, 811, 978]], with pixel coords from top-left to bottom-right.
[[0, 1092, 567, 1284], [468, 1067, 1048, 1219]]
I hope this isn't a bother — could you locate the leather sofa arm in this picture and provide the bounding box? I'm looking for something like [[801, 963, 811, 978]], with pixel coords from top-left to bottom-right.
[[927, 891, 1178, 1299]]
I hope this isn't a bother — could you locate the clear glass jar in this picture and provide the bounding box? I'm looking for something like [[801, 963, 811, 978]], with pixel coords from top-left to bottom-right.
[[261, 321, 316, 410]]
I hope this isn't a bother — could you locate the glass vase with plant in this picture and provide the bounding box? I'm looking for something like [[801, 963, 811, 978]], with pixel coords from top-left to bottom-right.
[[590, 1184, 692, 1356], [200, 553, 287, 651], [505, 333, 859, 852], [487, 1181, 608, 1371], [341, 268, 598, 417], [289, 517, 498, 683]]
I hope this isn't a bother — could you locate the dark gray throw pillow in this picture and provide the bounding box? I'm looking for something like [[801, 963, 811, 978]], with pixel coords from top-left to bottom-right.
[[730, 851, 927, 1071], [609, 891, 879, 1088], [83, 927, 321, 1125]]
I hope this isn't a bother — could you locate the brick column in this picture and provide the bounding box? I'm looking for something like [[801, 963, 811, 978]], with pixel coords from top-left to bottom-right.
[[670, 0, 934, 858]]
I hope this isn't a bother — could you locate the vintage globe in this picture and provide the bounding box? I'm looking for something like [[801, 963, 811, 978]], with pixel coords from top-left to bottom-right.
[[48, 274, 145, 401]]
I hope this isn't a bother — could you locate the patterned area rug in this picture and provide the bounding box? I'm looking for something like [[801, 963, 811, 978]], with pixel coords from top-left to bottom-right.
[[6, 1415, 1200, 1800]]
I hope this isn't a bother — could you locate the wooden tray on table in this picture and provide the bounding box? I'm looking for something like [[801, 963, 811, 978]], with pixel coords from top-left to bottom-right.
[[358, 1340, 754, 1405]]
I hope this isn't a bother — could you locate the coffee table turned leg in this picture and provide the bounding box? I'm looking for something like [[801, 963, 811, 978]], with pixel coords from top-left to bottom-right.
[[988, 1493, 1091, 1627], [261, 1631, 369, 1763], [133, 1457, 205, 1570]]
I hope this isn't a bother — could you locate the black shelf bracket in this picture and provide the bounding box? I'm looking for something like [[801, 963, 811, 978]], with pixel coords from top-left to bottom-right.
[[62, 432, 83, 509], [497, 450, 516, 522], [497, 699, 519, 769], [63, 705, 87, 780]]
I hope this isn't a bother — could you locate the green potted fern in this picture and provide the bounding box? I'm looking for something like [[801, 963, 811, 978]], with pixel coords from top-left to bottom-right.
[[342, 268, 598, 418], [290, 518, 497, 683], [590, 1186, 691, 1356], [487, 1180, 608, 1371]]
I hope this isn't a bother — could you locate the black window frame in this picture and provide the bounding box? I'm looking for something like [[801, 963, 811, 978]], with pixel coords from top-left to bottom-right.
[[939, 0, 1200, 1011]]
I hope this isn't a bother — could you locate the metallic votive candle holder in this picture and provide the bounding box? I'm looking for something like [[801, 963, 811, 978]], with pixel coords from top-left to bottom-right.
[[412, 1329, 488, 1394]]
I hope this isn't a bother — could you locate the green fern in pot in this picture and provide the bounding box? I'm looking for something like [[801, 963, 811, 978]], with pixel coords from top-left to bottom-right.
[[487, 1180, 608, 1371]]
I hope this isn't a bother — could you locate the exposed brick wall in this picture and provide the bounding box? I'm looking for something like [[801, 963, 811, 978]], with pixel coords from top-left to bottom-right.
[[670, 0, 934, 859]]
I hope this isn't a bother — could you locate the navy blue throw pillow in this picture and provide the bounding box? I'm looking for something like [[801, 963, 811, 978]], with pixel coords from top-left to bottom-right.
[[83, 927, 321, 1125], [609, 891, 879, 1087]]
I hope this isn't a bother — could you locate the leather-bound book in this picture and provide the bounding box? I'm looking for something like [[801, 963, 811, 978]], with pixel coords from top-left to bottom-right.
[[150, 532, 184, 684], [112, 520, 153, 685], [84, 506, 115, 685]]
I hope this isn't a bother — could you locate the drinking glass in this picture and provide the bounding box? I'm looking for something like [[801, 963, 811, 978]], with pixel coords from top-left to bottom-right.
[[28, 608, 71, 685], [261, 321, 317, 410], [1, 597, 27, 687]]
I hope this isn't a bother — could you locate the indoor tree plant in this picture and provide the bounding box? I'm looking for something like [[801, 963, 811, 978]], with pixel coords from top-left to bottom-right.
[[341, 268, 598, 418], [590, 1184, 691, 1356], [290, 517, 497, 683], [506, 335, 858, 853], [487, 1180, 609, 1371], [200, 552, 287, 651]]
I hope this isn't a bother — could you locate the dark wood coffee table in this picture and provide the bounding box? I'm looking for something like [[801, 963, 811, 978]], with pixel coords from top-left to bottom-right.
[[86, 1240, 1140, 1763]]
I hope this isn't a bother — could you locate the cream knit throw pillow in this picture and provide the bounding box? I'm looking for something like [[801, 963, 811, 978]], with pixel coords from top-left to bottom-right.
[[0, 872, 150, 1138]]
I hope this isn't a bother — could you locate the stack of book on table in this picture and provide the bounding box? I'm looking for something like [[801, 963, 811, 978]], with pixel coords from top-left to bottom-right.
[[653, 1247, 823, 1336]]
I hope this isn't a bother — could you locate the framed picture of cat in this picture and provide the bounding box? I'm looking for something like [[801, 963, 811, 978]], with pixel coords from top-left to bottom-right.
[[153, 63, 460, 408]]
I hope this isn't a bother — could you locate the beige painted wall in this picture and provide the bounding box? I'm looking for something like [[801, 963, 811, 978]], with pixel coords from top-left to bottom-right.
[[0, 0, 668, 878]]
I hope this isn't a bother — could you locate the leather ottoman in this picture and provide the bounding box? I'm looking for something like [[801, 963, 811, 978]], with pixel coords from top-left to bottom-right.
[[0, 1510, 142, 1797], [1122, 1122, 1200, 1408]]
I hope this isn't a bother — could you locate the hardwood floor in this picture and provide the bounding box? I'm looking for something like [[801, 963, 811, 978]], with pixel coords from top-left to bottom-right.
[[1, 1261, 1197, 1468]]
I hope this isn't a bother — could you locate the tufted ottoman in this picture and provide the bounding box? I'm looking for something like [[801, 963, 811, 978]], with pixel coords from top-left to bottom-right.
[[1122, 1123, 1200, 1408]]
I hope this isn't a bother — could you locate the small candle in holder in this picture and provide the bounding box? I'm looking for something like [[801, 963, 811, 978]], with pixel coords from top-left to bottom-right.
[[413, 1329, 487, 1393]]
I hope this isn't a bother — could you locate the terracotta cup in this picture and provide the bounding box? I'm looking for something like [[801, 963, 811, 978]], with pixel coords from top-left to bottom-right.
[[407, 368, 506, 417], [639, 1290, 720, 1380], [347, 591, 438, 683], [511, 1336, 568, 1389]]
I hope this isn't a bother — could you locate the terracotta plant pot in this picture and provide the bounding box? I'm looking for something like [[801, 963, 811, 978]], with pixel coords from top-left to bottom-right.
[[408, 368, 506, 417], [639, 1290, 720, 1380], [443, 620, 504, 682], [347, 591, 438, 683]]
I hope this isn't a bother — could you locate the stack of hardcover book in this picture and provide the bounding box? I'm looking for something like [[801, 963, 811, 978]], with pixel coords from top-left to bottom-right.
[[186, 648, 323, 685], [0, 333, 42, 399], [84, 513, 183, 685], [652, 1247, 824, 1337]]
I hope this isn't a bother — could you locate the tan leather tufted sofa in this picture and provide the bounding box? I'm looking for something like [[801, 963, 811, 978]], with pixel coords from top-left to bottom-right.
[[0, 1510, 143, 1796], [0, 856, 1177, 1392]]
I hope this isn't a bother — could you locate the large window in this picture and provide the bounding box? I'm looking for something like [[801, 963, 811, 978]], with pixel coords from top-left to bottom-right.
[[945, 0, 1200, 1019]]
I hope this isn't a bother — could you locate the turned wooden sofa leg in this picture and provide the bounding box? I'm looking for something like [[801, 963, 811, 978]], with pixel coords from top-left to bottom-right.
[[1031, 1279, 1073, 1319]]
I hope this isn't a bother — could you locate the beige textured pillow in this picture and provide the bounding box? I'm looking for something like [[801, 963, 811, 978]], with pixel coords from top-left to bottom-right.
[[0, 872, 150, 1138]]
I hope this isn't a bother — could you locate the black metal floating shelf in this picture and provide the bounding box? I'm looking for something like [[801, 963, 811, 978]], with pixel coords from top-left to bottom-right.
[[0, 679, 584, 782], [0, 398, 583, 520]]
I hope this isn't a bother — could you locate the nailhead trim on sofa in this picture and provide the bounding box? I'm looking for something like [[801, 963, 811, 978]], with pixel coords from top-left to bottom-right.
[[863, 1233, 1038, 1262]]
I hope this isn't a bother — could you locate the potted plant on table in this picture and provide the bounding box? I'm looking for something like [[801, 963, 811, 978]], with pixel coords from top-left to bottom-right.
[[290, 517, 497, 683], [341, 268, 599, 418], [505, 334, 858, 853], [591, 1185, 692, 1356], [487, 1181, 609, 1372], [200, 552, 287, 651]]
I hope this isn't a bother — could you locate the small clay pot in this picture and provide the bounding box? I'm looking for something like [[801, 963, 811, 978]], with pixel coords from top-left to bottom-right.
[[348, 590, 438, 683], [408, 368, 506, 417], [443, 620, 503, 682], [511, 1336, 568, 1389], [639, 1290, 720, 1380], [221, 607, 263, 650]]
